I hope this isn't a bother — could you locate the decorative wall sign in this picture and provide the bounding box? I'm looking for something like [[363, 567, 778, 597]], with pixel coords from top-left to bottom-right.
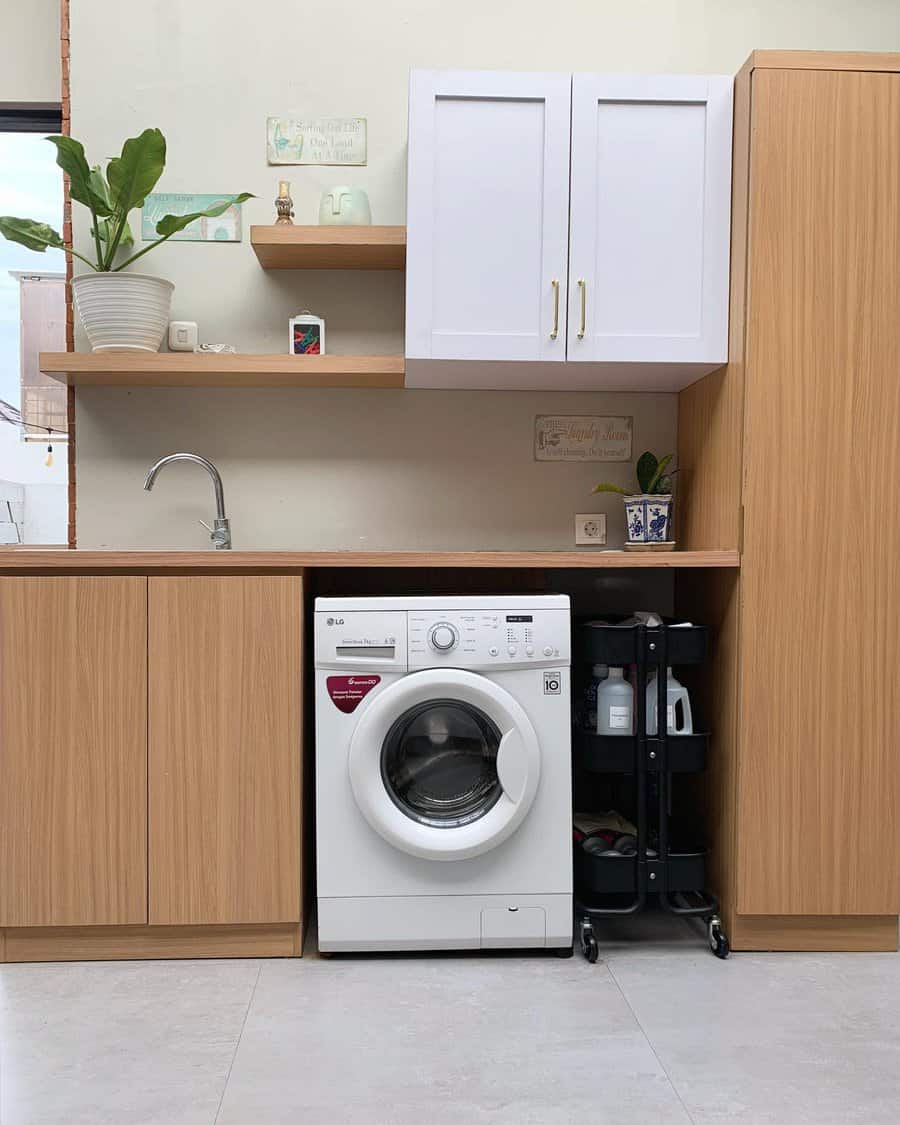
[[267, 117, 367, 165], [534, 415, 633, 462], [141, 194, 243, 242]]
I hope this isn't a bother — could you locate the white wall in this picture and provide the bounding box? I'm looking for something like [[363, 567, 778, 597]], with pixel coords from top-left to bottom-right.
[[0, 0, 60, 105], [67, 0, 900, 549]]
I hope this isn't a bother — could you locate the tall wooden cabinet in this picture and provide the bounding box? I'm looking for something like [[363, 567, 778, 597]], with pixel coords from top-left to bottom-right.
[[679, 52, 900, 951]]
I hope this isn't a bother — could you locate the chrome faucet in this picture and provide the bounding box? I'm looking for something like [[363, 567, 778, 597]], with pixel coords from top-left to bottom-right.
[[143, 453, 232, 550]]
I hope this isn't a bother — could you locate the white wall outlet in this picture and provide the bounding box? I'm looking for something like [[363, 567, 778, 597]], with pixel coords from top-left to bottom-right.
[[575, 513, 607, 546], [168, 321, 199, 352]]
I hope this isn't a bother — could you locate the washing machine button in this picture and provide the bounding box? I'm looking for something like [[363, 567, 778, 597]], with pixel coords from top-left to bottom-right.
[[525, 645, 535, 656], [507, 645, 517, 656], [489, 646, 499, 657], [543, 645, 554, 657]]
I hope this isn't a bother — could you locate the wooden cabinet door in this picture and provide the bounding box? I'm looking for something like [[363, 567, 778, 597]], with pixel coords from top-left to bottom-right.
[[568, 74, 732, 375], [149, 576, 302, 925], [739, 69, 900, 916], [0, 577, 147, 926], [405, 70, 571, 378]]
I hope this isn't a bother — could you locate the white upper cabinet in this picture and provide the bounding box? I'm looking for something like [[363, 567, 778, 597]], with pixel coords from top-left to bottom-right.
[[405, 71, 572, 387], [405, 69, 733, 391], [567, 75, 733, 383]]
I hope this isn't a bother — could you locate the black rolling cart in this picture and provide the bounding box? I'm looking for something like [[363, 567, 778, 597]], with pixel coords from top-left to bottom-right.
[[573, 619, 729, 961]]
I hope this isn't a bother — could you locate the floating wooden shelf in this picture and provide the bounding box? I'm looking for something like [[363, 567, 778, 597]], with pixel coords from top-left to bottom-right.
[[0, 548, 741, 571], [39, 352, 405, 389], [250, 225, 406, 270]]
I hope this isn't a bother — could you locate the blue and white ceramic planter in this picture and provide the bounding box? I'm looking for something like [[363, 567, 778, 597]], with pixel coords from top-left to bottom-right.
[[624, 494, 673, 544]]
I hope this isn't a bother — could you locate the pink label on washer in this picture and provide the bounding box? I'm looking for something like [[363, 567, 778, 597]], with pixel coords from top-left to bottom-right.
[[326, 675, 381, 713]]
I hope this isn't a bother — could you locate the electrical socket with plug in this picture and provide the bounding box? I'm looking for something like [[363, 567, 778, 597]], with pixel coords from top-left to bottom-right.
[[575, 514, 607, 546]]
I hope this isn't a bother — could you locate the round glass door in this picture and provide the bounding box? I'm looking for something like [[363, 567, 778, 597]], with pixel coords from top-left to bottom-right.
[[381, 699, 503, 828], [347, 667, 542, 861]]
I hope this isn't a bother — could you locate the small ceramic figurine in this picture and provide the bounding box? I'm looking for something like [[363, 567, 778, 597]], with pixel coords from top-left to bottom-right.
[[318, 186, 372, 225], [275, 180, 294, 225]]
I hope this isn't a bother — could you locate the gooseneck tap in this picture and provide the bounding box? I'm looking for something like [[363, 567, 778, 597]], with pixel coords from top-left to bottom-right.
[[143, 453, 232, 550]]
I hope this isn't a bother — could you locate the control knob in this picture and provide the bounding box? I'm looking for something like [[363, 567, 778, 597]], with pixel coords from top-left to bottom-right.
[[429, 622, 459, 652]]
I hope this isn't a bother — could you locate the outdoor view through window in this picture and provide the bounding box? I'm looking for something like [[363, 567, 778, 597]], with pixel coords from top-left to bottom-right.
[[0, 131, 67, 545]]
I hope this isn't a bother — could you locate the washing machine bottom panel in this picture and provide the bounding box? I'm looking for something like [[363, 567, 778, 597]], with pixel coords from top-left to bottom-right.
[[317, 893, 572, 952]]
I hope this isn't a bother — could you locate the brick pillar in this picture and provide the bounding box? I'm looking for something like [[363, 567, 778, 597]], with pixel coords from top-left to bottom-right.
[[61, 0, 76, 547]]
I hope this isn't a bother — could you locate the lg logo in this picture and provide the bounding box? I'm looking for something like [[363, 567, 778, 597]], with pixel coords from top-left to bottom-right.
[[326, 617, 345, 626]]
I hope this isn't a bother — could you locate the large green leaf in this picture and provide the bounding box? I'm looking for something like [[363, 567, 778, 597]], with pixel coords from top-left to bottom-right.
[[89, 164, 112, 209], [636, 451, 658, 493], [106, 128, 167, 214], [591, 482, 632, 496], [154, 192, 254, 238], [647, 453, 674, 493], [46, 136, 111, 215], [93, 217, 134, 248], [0, 216, 65, 252]]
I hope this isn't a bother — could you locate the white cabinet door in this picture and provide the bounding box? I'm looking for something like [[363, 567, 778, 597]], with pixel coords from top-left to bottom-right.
[[568, 75, 732, 375], [406, 71, 571, 376]]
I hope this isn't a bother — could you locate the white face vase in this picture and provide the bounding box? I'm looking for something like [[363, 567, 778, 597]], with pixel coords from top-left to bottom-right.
[[318, 186, 372, 225]]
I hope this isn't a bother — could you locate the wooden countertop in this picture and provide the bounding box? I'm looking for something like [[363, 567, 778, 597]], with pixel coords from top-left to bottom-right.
[[0, 549, 740, 571]]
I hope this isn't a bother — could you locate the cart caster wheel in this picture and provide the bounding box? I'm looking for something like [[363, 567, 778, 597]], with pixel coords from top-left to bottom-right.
[[579, 920, 599, 963], [554, 944, 574, 958], [707, 916, 730, 960]]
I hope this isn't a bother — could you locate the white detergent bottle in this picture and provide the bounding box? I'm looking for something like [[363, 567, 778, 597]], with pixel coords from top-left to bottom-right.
[[647, 667, 693, 735], [596, 667, 634, 735]]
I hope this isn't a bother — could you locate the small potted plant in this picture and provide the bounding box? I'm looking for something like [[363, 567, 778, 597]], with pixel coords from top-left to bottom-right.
[[592, 451, 676, 548], [0, 130, 251, 351]]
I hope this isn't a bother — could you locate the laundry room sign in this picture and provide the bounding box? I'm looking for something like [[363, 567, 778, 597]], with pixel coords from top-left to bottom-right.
[[534, 415, 633, 462]]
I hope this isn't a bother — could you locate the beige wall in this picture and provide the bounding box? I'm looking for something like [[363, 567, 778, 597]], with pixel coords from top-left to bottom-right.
[[68, 1, 900, 549], [0, 0, 60, 104]]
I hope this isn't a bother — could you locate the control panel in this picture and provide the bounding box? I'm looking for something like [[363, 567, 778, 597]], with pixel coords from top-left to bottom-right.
[[409, 610, 568, 668]]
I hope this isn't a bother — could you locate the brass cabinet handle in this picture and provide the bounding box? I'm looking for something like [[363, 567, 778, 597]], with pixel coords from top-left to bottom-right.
[[577, 278, 586, 339], [550, 279, 560, 340]]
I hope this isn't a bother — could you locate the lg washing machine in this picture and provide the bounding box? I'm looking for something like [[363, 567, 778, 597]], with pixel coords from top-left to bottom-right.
[[314, 595, 572, 952]]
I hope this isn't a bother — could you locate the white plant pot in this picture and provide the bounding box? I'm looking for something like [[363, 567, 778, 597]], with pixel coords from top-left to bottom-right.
[[71, 272, 174, 352]]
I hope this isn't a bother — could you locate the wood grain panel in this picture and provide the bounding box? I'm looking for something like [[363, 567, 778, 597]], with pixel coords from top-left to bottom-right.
[[0, 549, 740, 572], [2, 923, 301, 962], [149, 576, 302, 925], [747, 50, 900, 74], [40, 352, 404, 388], [675, 569, 741, 936], [739, 69, 900, 915], [731, 914, 898, 952], [677, 58, 752, 552], [251, 225, 406, 270], [0, 577, 147, 926]]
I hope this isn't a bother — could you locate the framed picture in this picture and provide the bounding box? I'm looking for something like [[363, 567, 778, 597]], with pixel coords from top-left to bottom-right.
[[289, 312, 325, 356]]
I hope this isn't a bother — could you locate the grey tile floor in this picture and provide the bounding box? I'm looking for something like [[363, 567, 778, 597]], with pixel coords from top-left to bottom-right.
[[1, 912, 897, 1125]]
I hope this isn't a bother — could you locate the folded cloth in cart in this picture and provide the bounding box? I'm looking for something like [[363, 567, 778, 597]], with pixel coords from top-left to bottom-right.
[[574, 810, 638, 838]]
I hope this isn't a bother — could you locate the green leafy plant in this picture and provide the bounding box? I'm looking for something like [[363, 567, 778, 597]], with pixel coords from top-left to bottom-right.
[[0, 129, 252, 272], [592, 451, 676, 497]]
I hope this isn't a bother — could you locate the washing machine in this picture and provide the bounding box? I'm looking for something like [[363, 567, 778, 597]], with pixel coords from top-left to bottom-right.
[[314, 595, 572, 952]]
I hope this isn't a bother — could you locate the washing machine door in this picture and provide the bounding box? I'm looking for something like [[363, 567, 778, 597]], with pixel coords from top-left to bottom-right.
[[348, 668, 541, 861]]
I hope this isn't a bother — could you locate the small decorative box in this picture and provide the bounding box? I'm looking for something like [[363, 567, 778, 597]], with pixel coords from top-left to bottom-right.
[[289, 311, 325, 356]]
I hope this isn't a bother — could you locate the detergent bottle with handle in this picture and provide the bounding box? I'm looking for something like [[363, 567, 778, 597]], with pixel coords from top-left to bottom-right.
[[646, 667, 693, 735]]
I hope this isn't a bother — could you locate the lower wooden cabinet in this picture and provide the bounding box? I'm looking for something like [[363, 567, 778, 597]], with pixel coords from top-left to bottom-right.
[[0, 576, 148, 927], [0, 572, 303, 958], [148, 576, 303, 925]]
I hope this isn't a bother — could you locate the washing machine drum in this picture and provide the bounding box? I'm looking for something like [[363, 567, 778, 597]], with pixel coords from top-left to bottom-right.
[[348, 668, 541, 861]]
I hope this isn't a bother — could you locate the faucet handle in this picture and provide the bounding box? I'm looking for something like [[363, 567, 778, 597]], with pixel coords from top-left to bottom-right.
[[199, 516, 232, 551]]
